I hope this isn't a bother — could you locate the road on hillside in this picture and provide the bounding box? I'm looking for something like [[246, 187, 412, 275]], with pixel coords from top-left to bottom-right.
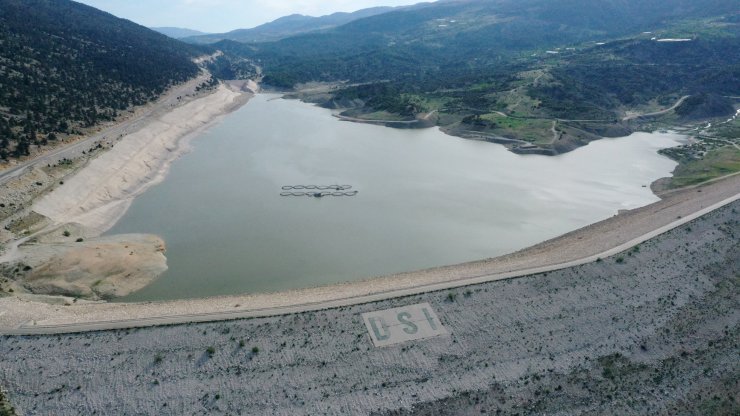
[[622, 95, 690, 121], [0, 73, 210, 186]]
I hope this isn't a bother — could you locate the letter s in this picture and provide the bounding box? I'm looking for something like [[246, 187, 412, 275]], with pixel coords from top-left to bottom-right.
[[398, 312, 418, 334]]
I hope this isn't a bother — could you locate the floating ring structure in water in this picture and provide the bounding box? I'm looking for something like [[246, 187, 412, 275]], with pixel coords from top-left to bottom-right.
[[280, 185, 358, 197], [281, 185, 353, 191]]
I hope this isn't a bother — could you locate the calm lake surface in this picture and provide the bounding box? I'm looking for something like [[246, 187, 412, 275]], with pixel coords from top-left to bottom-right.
[[109, 94, 683, 301]]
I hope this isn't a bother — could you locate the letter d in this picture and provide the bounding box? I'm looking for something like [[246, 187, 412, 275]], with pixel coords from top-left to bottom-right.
[[369, 317, 391, 341]]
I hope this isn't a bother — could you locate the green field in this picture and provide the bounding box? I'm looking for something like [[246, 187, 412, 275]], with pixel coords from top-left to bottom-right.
[[669, 146, 740, 188], [342, 109, 409, 121], [479, 113, 555, 144]]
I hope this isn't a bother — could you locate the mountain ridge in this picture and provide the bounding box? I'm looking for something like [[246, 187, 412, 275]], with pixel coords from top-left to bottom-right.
[[151, 27, 209, 39], [183, 6, 395, 44]]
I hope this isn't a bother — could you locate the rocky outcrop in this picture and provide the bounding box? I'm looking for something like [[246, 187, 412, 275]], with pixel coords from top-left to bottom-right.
[[12, 232, 167, 300]]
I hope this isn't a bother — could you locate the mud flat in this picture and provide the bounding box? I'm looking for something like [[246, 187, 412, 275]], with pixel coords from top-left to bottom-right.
[[0, 197, 737, 415]]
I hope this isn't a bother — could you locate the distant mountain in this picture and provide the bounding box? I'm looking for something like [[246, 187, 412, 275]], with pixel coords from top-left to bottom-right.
[[183, 7, 394, 44], [0, 0, 201, 159], [151, 27, 209, 39], [225, 0, 739, 155], [242, 0, 739, 88]]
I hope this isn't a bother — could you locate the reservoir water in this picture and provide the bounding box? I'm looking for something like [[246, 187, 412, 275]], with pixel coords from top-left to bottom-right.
[[108, 94, 683, 301]]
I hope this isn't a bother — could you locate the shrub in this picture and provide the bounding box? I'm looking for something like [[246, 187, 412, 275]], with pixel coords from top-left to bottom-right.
[[63, 230, 71, 237]]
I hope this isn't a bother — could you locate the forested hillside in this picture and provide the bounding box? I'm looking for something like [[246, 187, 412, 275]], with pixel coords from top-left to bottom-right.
[[224, 0, 738, 160], [0, 0, 201, 159], [532, 35, 739, 111], [242, 0, 739, 88]]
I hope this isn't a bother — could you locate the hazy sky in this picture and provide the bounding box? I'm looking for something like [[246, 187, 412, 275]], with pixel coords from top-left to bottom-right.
[[75, 0, 428, 33]]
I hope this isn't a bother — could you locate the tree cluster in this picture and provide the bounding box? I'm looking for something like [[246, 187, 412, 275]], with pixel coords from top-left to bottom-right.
[[0, 0, 201, 159]]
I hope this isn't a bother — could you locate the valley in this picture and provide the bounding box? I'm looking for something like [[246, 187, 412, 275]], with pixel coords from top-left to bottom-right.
[[0, 1, 738, 414]]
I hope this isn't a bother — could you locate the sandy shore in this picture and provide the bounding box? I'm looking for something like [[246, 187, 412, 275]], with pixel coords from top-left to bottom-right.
[[0, 172, 737, 332], [32, 83, 251, 234]]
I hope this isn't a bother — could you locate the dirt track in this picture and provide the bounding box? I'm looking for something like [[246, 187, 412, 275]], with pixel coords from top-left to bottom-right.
[[622, 95, 690, 121]]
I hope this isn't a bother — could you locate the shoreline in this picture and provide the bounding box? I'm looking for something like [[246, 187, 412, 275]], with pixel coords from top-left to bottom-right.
[[32, 82, 253, 234], [0, 85, 736, 329], [0, 79, 254, 301], [1, 172, 737, 333], [2, 197, 737, 414]]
